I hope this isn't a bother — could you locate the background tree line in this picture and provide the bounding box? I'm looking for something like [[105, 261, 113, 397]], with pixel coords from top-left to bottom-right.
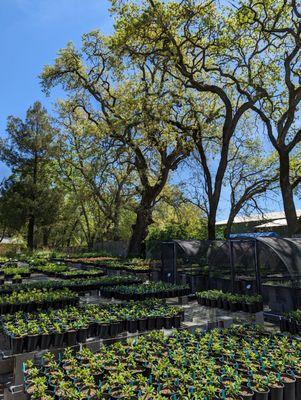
[[0, 0, 300, 257]]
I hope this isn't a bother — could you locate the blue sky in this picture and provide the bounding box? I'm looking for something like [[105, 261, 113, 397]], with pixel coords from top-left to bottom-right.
[[0, 0, 112, 178], [0, 0, 299, 221]]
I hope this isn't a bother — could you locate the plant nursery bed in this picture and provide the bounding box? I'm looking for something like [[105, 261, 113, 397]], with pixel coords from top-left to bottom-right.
[[60, 258, 152, 273], [54, 270, 106, 279], [1, 300, 184, 354], [196, 290, 263, 313], [100, 282, 190, 301], [0, 289, 79, 315], [0, 275, 143, 295], [23, 325, 301, 400]]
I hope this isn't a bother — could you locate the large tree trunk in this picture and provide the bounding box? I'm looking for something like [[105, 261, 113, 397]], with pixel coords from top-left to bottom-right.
[[127, 204, 153, 258], [27, 215, 35, 250], [279, 151, 298, 236], [207, 200, 219, 240], [207, 215, 216, 240]]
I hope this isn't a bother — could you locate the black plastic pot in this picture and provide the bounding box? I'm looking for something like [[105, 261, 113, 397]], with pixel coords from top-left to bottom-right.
[[77, 327, 88, 343], [52, 332, 64, 348], [11, 336, 24, 354], [269, 384, 284, 400], [211, 299, 218, 308], [99, 323, 110, 339], [295, 374, 301, 400], [156, 316, 165, 330], [282, 374, 296, 400], [89, 322, 98, 337], [239, 386, 254, 399], [173, 315, 182, 328], [27, 334, 40, 352], [138, 318, 148, 332], [247, 303, 257, 313], [222, 299, 230, 310], [289, 319, 299, 335], [110, 322, 120, 337], [217, 298, 223, 309], [127, 319, 138, 334], [205, 298, 210, 306], [40, 333, 52, 350], [66, 330, 77, 346], [280, 318, 289, 332], [147, 316, 157, 330], [118, 320, 126, 333], [254, 387, 269, 400], [164, 316, 173, 330]]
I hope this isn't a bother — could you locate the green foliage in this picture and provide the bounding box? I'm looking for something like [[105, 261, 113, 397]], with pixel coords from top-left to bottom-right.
[[24, 326, 301, 398], [3, 0, 300, 249], [0, 102, 62, 250]]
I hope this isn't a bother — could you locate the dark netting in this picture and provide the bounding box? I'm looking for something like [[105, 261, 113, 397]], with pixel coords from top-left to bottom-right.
[[161, 237, 301, 293]]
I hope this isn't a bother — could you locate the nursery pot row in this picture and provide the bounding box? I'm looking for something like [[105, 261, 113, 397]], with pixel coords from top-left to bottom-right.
[[0, 297, 79, 315], [101, 288, 190, 301], [197, 296, 263, 313], [8, 312, 184, 354]]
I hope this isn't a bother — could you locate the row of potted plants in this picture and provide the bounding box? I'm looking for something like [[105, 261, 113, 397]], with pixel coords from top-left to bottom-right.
[[280, 310, 301, 335], [101, 282, 190, 300], [2, 300, 183, 354], [62, 257, 152, 272], [196, 290, 263, 313], [31, 263, 69, 275], [23, 325, 301, 400], [0, 275, 143, 295], [0, 274, 23, 285], [1, 265, 31, 279], [32, 263, 106, 279], [0, 288, 79, 314], [56, 269, 106, 279]]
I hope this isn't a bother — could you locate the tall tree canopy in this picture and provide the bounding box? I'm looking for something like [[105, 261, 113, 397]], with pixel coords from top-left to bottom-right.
[[41, 34, 193, 256], [0, 102, 60, 250]]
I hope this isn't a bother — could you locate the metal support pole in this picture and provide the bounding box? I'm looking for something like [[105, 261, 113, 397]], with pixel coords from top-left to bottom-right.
[[172, 242, 177, 284], [254, 240, 262, 295], [229, 240, 235, 292]]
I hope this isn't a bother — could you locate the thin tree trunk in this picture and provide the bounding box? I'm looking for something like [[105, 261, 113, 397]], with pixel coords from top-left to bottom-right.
[[27, 215, 35, 250], [225, 211, 236, 238]]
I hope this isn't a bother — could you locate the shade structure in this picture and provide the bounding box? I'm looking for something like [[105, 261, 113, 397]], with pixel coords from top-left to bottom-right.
[[161, 237, 301, 281], [257, 237, 301, 276]]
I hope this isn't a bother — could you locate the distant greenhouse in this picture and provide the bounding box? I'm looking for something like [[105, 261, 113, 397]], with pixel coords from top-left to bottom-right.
[[216, 210, 301, 237]]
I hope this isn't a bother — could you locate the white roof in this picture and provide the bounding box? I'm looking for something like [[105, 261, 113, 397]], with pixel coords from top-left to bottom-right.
[[255, 219, 288, 228], [216, 210, 301, 226]]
